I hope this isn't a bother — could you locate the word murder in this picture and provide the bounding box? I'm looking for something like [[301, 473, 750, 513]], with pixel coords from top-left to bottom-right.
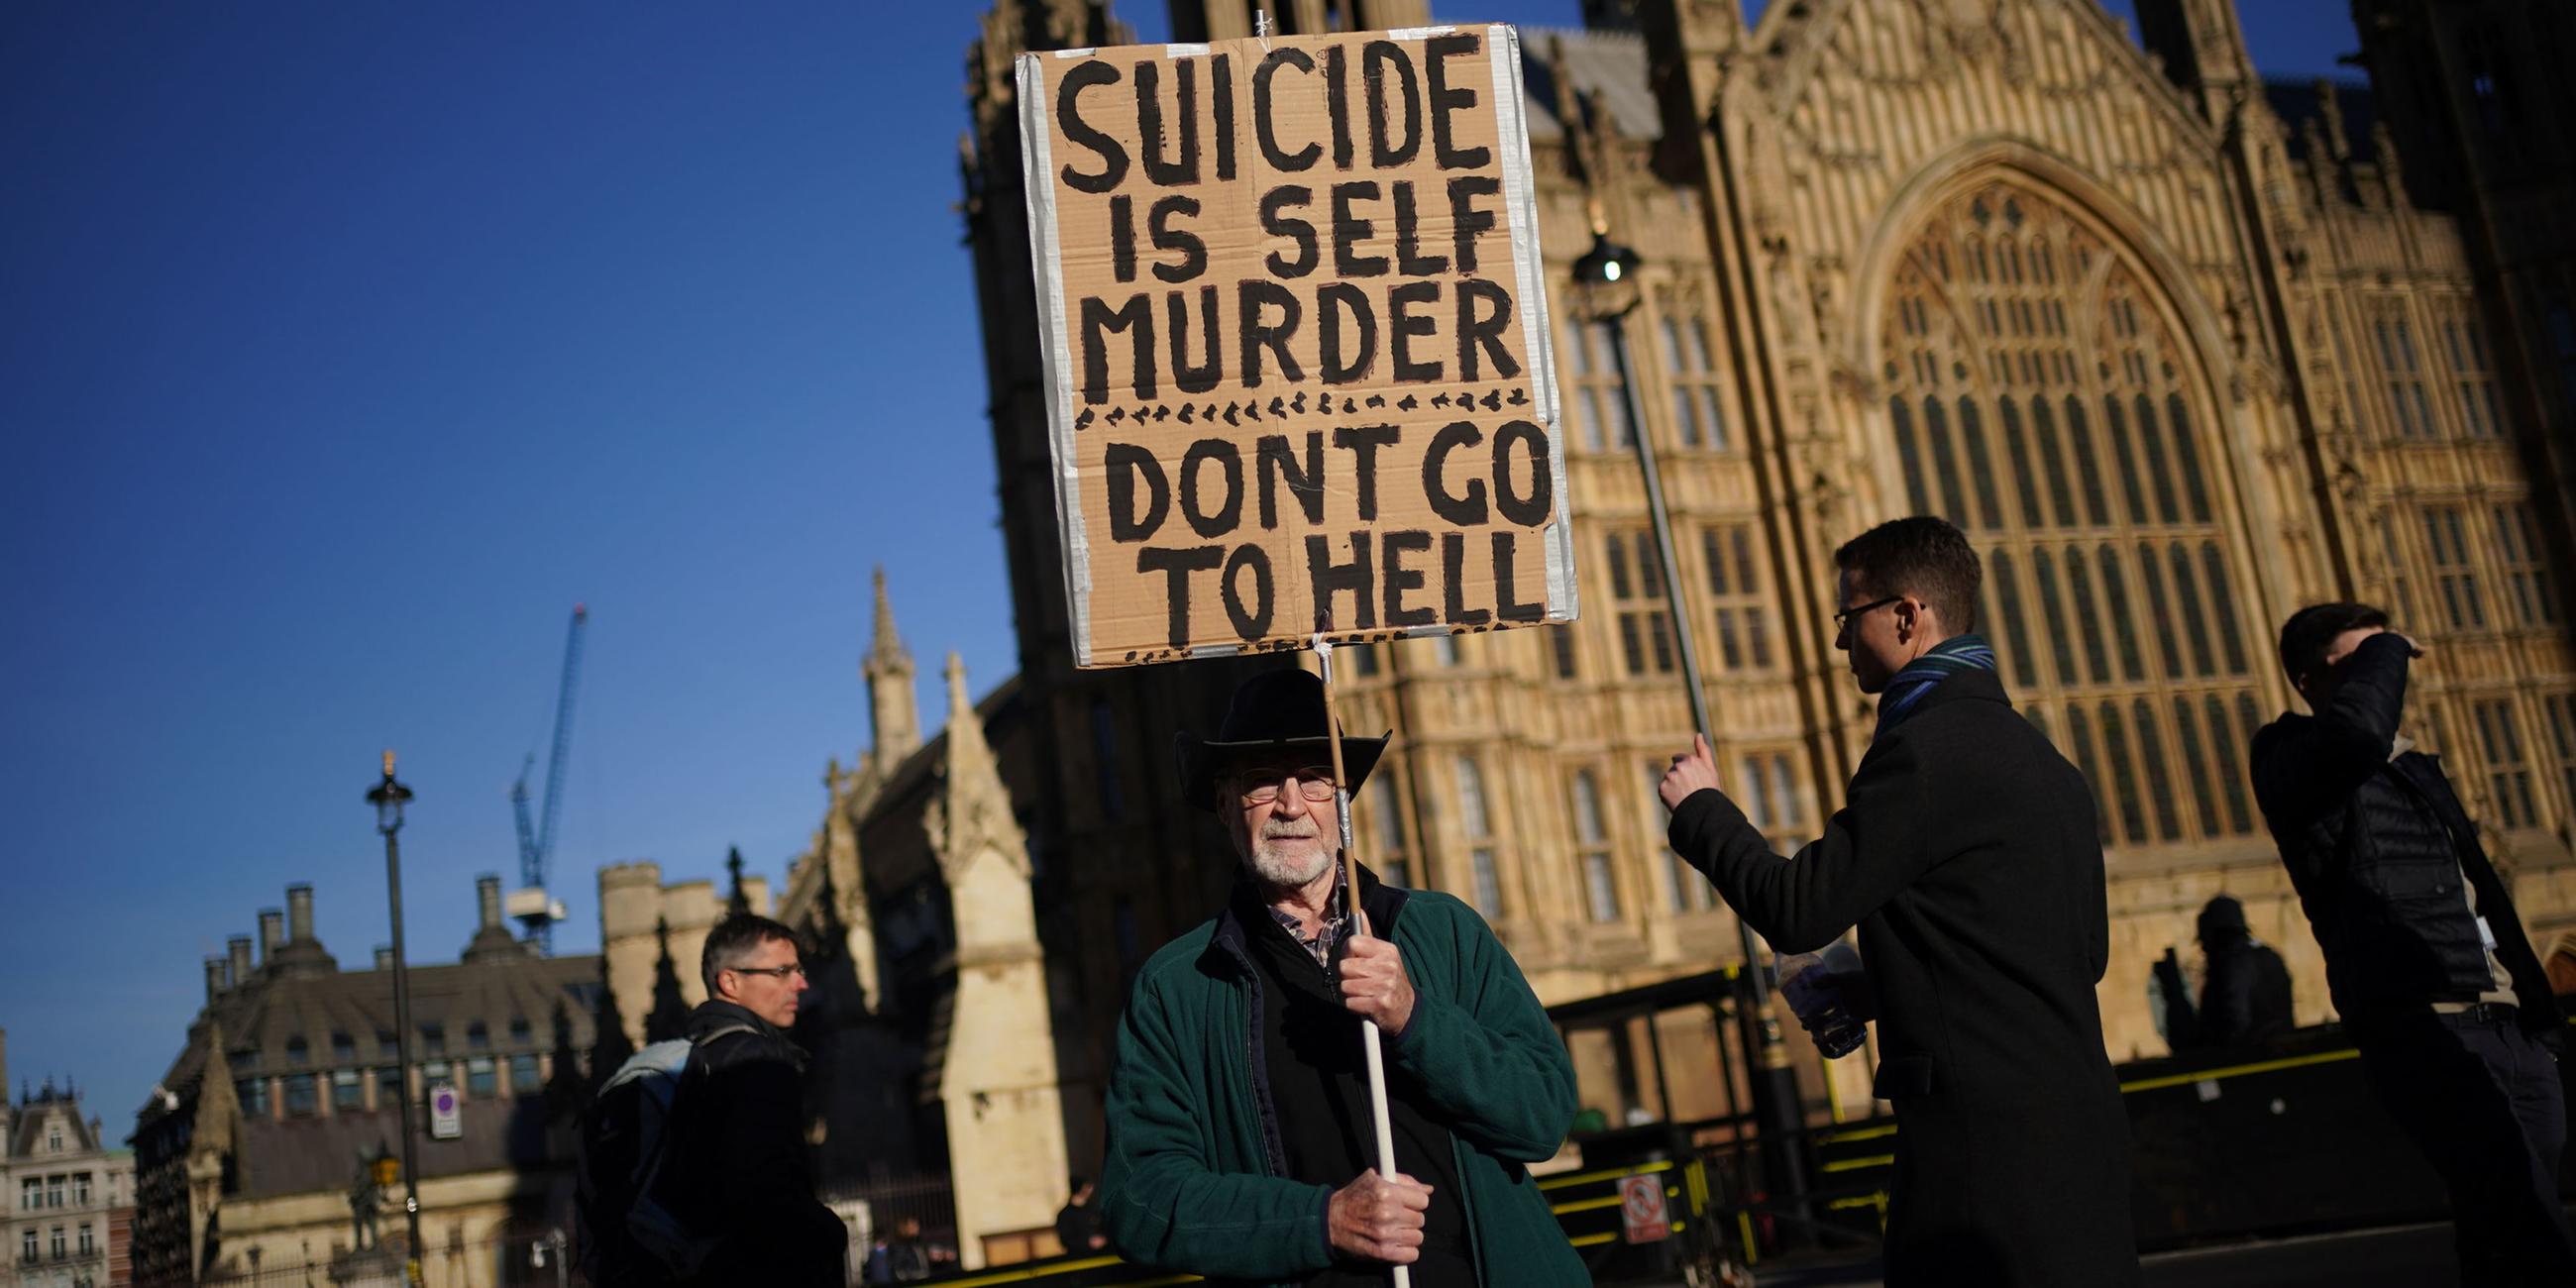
[[1105, 419, 1556, 647]]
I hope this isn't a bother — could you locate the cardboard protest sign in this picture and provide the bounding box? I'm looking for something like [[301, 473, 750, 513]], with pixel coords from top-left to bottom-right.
[[1018, 25, 1575, 668]]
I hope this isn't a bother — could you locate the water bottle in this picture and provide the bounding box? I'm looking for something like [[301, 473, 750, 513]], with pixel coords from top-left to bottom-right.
[[1776, 944, 1869, 1059]]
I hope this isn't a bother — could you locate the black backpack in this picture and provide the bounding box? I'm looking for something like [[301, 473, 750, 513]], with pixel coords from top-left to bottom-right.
[[575, 1024, 754, 1283]]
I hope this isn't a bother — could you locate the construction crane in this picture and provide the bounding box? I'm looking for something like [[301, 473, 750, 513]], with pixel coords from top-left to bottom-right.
[[507, 603, 586, 951]]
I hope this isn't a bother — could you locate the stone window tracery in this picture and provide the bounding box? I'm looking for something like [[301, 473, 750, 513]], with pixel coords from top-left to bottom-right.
[[1878, 178, 2264, 848], [1660, 312, 1729, 451]]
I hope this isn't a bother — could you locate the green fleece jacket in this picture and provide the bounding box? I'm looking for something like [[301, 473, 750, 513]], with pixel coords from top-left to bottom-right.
[[1099, 878, 1587, 1286]]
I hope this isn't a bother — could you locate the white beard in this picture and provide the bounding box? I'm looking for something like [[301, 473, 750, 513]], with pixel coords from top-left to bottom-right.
[[1247, 829, 1335, 888]]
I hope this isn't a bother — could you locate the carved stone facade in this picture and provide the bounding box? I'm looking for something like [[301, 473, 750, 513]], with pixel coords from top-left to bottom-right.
[[759, 579, 1070, 1269], [934, 0, 2576, 1160]]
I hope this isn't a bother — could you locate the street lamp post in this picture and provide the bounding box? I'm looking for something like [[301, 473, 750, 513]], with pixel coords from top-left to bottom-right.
[[368, 752, 426, 1288], [1570, 227, 1813, 1232]]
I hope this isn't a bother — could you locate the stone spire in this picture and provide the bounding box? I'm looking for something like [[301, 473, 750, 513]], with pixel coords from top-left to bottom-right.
[[186, 1024, 243, 1274], [927, 653, 1029, 898], [725, 847, 751, 917], [864, 568, 921, 769], [919, 649, 1060, 1272]]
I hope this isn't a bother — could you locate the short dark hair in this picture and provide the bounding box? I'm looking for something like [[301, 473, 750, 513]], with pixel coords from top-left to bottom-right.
[[700, 913, 802, 996], [1834, 516, 1981, 631], [2277, 601, 2389, 686]]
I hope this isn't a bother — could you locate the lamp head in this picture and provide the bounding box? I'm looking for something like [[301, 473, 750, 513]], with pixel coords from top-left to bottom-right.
[[1571, 230, 1642, 288], [367, 750, 413, 834]]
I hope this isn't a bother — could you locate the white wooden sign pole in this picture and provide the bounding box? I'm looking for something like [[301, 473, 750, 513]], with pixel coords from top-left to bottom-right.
[[1314, 637, 1411, 1288]]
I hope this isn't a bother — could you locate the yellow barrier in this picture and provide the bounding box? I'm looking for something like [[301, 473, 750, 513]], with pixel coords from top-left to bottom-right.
[[1537, 1158, 1675, 1192]]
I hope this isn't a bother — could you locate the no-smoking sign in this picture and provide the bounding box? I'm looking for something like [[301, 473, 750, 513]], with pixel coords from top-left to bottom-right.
[[1618, 1173, 1671, 1243]]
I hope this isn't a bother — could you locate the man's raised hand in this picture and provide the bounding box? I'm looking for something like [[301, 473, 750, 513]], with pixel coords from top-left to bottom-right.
[[1660, 733, 1722, 811], [1328, 1168, 1432, 1264]]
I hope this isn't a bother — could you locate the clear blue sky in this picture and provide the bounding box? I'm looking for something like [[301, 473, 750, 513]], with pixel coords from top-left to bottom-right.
[[0, 0, 2357, 1132]]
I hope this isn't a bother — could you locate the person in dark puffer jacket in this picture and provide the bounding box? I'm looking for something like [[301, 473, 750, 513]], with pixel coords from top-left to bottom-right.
[[2252, 602, 2574, 1285]]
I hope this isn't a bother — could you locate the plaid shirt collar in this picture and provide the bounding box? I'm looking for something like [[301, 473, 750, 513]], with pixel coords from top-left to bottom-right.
[[1264, 868, 1351, 970]]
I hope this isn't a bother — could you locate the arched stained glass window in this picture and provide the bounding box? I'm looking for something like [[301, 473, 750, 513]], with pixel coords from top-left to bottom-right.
[[2102, 396, 2148, 522], [2136, 546, 2181, 680], [1959, 397, 2003, 529], [1891, 396, 1928, 513], [2029, 397, 2078, 526], [2171, 698, 2224, 836], [2167, 395, 2212, 523], [2200, 543, 2250, 675], [1925, 396, 1968, 525], [2064, 396, 2111, 525], [2067, 553, 2110, 684], [2099, 547, 2144, 682], [2064, 705, 2113, 844], [2133, 698, 2182, 841], [2032, 549, 2080, 685], [2214, 695, 2257, 833], [2099, 702, 2149, 843], [2135, 394, 2181, 524], [1992, 551, 2038, 688], [1998, 397, 2045, 525], [2170, 545, 2216, 677], [1875, 177, 2263, 850]]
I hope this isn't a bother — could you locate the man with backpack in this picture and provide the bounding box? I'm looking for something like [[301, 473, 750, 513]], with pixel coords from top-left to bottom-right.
[[583, 913, 848, 1285]]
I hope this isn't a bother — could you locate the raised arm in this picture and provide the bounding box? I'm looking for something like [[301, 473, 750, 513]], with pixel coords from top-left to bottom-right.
[[2251, 631, 2414, 841], [1665, 735, 1937, 953]]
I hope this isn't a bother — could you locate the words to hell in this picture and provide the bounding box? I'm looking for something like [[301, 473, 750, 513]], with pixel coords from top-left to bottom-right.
[[1104, 420, 1556, 647]]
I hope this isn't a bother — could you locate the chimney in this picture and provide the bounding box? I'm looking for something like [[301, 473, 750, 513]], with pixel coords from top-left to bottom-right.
[[477, 875, 503, 930], [375, 945, 395, 971], [258, 909, 285, 961], [286, 883, 315, 942], [227, 935, 253, 985], [204, 958, 227, 1001]]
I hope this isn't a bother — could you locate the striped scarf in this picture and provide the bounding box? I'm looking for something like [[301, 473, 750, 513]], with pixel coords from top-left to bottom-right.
[[1875, 633, 1997, 739]]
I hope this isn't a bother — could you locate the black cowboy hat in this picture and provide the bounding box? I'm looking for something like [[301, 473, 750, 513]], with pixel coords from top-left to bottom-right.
[[1174, 669, 1389, 810]]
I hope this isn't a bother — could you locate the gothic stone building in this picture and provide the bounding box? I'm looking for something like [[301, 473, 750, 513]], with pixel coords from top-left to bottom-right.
[[766, 0, 2576, 1261], [948, 0, 2576, 1143], [130, 881, 598, 1286]]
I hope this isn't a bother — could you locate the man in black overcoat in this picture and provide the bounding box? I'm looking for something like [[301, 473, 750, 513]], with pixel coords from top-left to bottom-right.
[[1659, 516, 2139, 1287]]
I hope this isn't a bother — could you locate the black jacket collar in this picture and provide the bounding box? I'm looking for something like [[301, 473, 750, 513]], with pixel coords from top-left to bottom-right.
[[685, 998, 804, 1066], [1892, 665, 2012, 723]]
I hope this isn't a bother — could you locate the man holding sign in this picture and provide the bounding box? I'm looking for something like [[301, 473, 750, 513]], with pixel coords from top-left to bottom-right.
[[1098, 669, 1583, 1286]]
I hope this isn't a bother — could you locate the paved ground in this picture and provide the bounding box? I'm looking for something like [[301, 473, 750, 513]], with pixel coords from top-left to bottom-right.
[[1723, 1222, 2465, 1288]]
